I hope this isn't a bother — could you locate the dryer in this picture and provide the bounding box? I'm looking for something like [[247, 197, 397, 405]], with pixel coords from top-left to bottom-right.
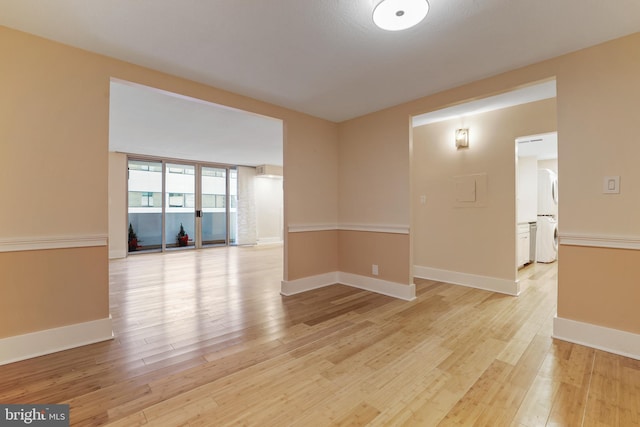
[[538, 169, 558, 216], [536, 216, 558, 263]]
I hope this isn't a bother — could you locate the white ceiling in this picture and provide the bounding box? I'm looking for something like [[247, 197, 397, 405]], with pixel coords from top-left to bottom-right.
[[1, 1, 639, 122], [109, 81, 283, 166], [517, 132, 558, 160], [110, 77, 553, 167]]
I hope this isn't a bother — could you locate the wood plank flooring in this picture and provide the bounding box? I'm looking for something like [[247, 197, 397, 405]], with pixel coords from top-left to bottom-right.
[[1, 245, 639, 426]]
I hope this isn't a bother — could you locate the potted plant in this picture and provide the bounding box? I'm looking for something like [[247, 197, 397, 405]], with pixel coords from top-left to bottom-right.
[[177, 223, 189, 247], [128, 223, 140, 252]]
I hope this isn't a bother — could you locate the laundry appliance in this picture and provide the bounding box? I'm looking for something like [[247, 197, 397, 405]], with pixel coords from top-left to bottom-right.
[[537, 168, 558, 263], [536, 216, 558, 262], [537, 169, 558, 216]]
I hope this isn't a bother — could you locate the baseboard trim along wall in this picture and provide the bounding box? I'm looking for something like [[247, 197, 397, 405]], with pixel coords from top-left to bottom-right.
[[559, 233, 640, 251], [281, 272, 339, 296], [0, 316, 114, 366], [257, 237, 284, 245], [109, 248, 127, 259], [553, 316, 640, 361], [413, 265, 520, 296], [0, 234, 108, 253], [281, 272, 416, 301], [338, 272, 416, 301]]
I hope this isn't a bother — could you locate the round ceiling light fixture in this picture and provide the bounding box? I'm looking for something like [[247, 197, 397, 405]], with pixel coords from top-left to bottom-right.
[[373, 0, 430, 31]]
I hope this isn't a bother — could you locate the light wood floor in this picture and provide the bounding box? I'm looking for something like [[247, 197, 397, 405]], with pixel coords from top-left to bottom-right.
[[1, 246, 639, 426]]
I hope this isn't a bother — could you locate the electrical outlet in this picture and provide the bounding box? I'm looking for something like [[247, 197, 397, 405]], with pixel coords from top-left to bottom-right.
[[603, 176, 620, 194], [372, 264, 379, 276]]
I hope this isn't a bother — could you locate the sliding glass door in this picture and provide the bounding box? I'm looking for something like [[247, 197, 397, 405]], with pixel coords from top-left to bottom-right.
[[128, 158, 236, 253], [165, 163, 196, 249], [201, 166, 227, 246], [127, 160, 162, 252]]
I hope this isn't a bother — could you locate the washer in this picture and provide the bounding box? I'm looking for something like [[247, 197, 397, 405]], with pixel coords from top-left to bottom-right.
[[536, 216, 558, 263]]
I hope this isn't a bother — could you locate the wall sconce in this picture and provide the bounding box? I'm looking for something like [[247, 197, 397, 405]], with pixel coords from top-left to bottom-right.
[[455, 128, 469, 149]]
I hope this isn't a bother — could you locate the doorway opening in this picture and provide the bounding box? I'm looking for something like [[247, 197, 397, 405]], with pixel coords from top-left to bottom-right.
[[410, 79, 556, 297], [108, 79, 284, 258], [516, 132, 558, 289]]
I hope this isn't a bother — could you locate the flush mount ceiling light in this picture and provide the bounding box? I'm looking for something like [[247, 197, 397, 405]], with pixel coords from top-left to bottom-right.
[[373, 0, 430, 31]]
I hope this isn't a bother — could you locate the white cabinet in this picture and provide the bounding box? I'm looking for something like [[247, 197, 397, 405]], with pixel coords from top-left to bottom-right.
[[517, 223, 530, 268]]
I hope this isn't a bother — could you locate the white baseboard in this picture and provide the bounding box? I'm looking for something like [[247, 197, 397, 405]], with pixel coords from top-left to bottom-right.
[[339, 272, 416, 301], [414, 265, 520, 296], [257, 237, 283, 245], [281, 271, 416, 301], [553, 316, 640, 360], [0, 316, 114, 366], [109, 248, 127, 259], [281, 272, 339, 296]]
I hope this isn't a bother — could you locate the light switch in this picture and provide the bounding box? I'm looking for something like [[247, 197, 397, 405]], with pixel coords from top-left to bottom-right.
[[419, 195, 426, 205], [603, 176, 620, 194]]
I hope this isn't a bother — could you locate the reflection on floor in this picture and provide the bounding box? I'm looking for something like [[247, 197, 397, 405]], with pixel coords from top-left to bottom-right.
[[1, 249, 638, 426]]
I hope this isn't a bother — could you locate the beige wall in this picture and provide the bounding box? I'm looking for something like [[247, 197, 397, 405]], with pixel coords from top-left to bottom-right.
[[559, 245, 640, 334], [285, 115, 339, 227], [518, 156, 539, 224], [288, 231, 338, 280], [336, 104, 412, 282], [412, 99, 556, 280], [556, 34, 640, 236], [3, 21, 640, 343], [0, 247, 108, 339], [108, 152, 127, 259], [554, 33, 640, 335], [338, 113, 411, 226], [337, 32, 640, 335], [0, 27, 111, 338], [338, 231, 410, 284], [1, 28, 109, 238], [0, 25, 339, 339]]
